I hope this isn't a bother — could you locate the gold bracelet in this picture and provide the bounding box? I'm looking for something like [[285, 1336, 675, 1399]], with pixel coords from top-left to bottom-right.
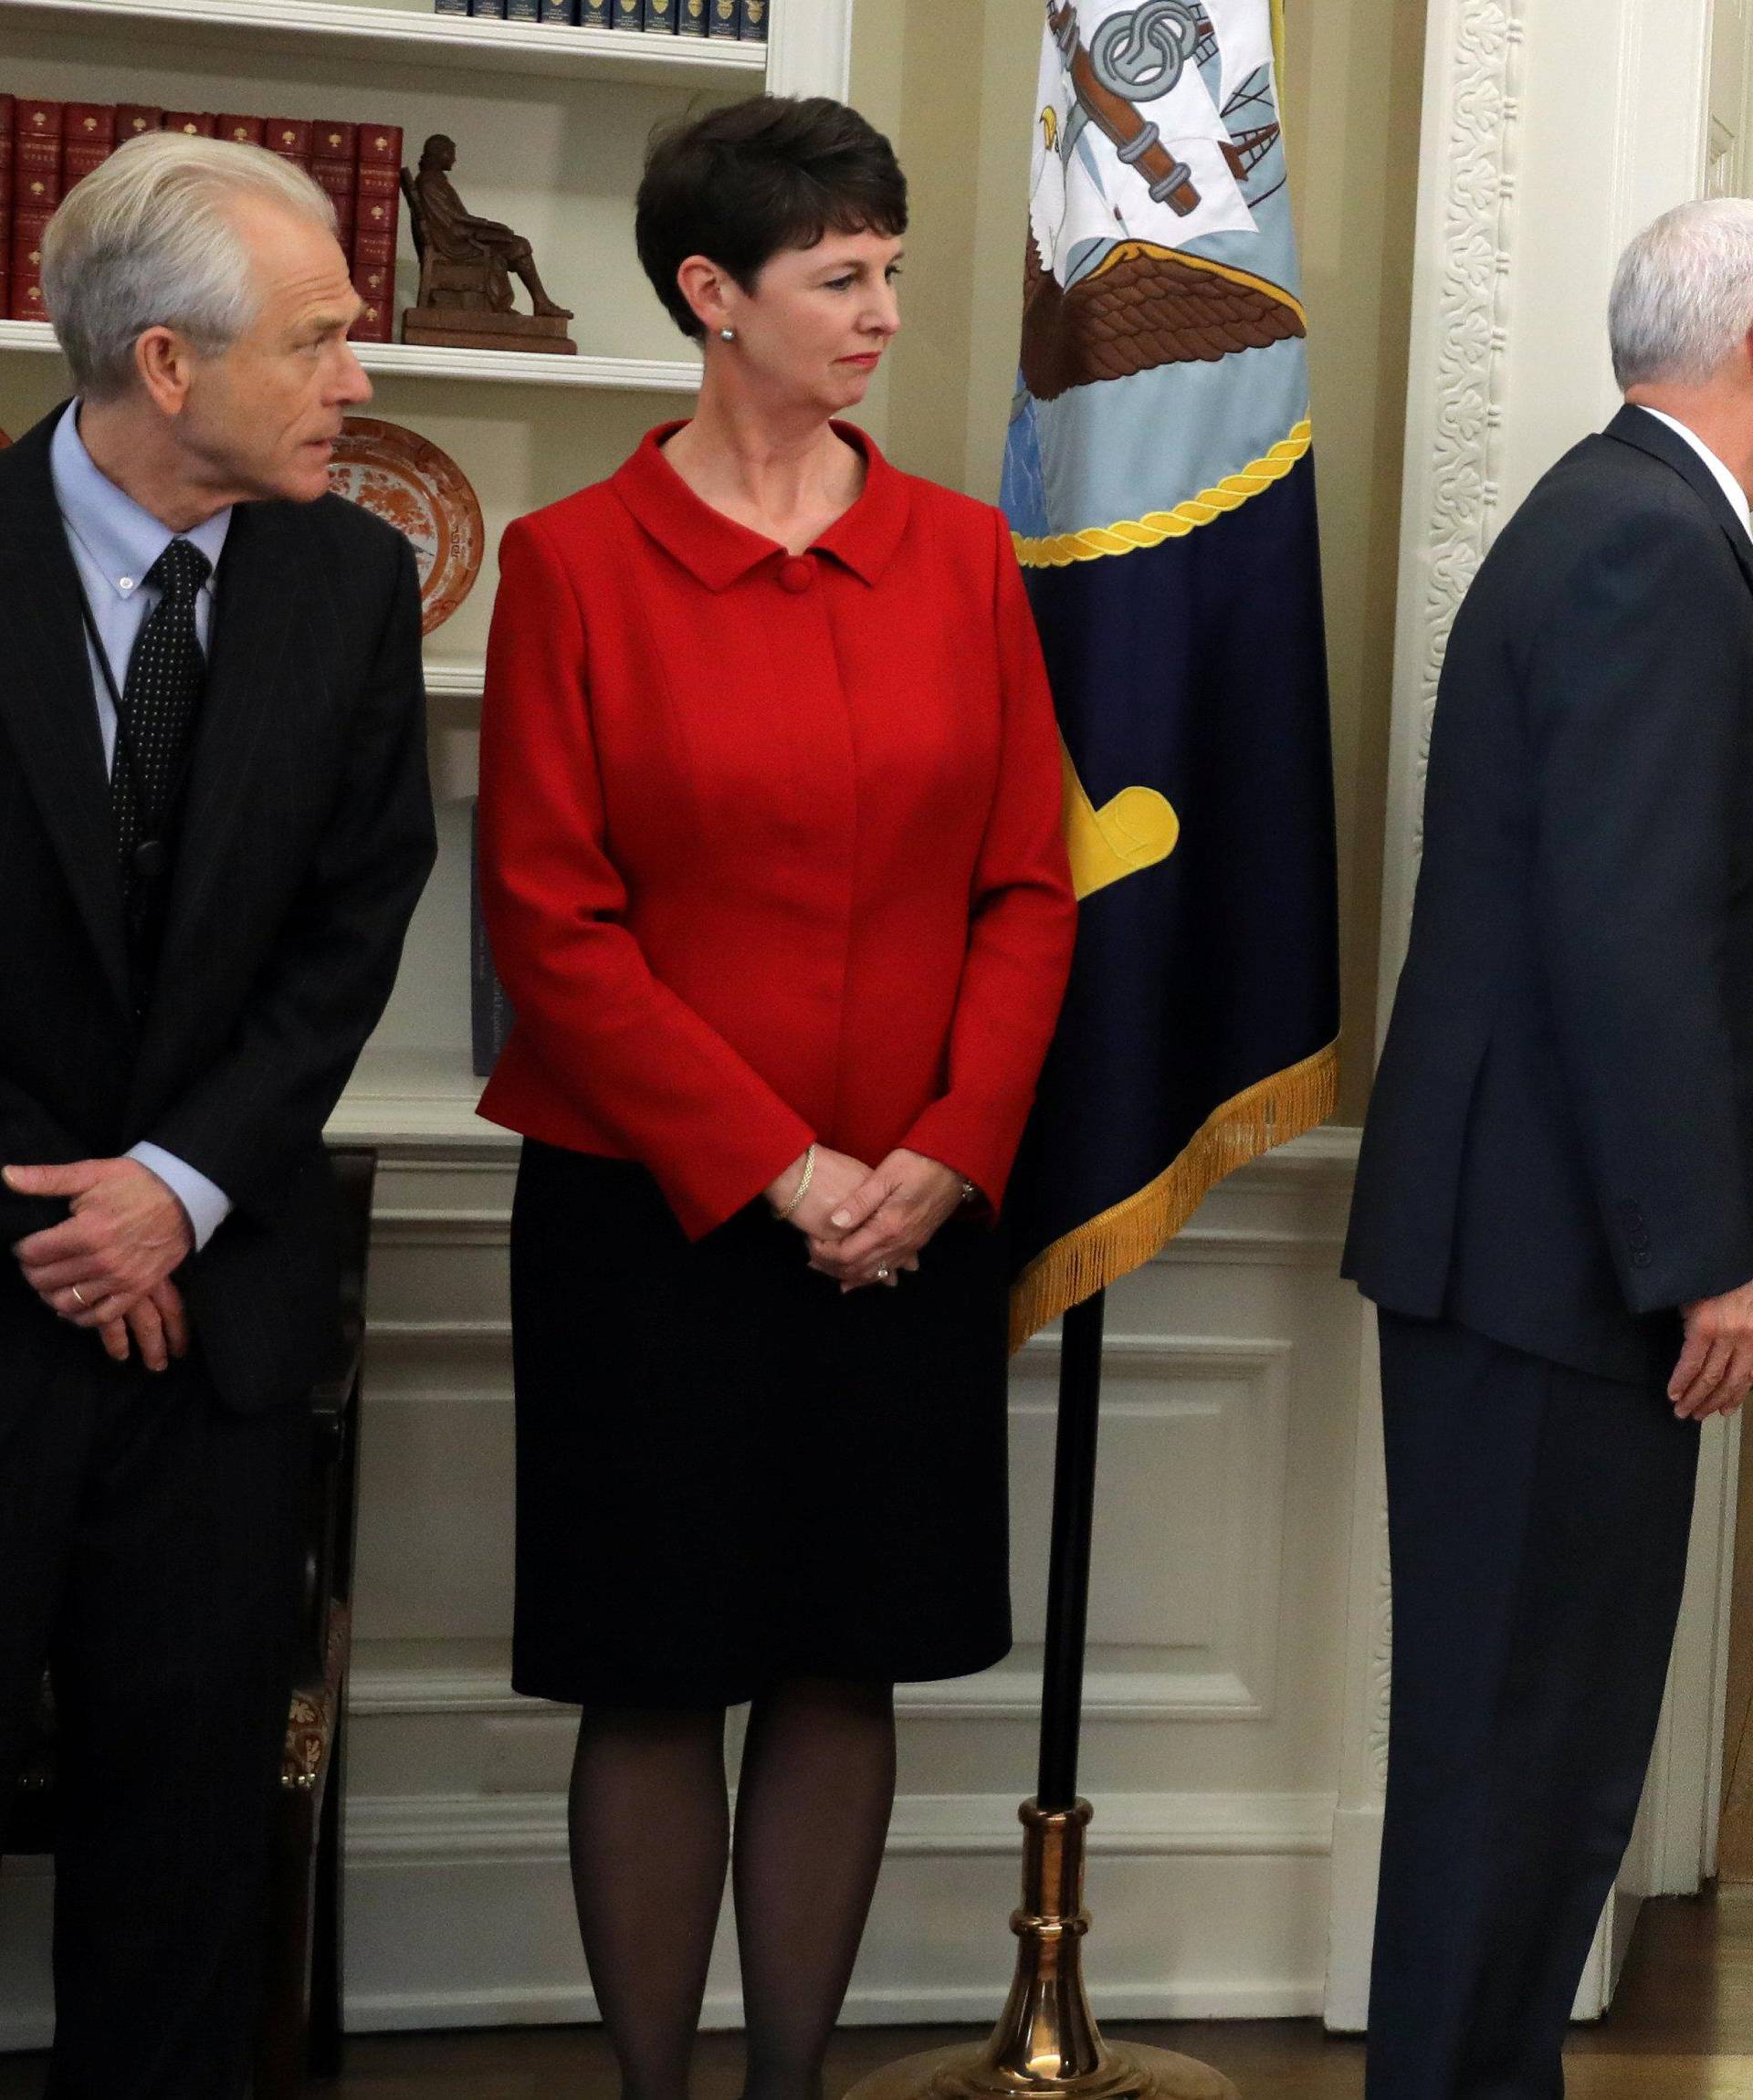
[[776, 1143, 817, 1223]]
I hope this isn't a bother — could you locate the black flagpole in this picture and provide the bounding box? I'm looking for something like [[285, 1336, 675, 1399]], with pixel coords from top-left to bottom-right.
[[1036, 1290, 1107, 1810], [844, 1286, 1238, 2100]]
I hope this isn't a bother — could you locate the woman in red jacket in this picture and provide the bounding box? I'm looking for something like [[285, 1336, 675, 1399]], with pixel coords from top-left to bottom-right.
[[478, 95, 1076, 2100]]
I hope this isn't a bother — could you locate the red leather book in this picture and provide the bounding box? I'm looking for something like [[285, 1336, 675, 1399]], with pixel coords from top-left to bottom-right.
[[8, 269, 46, 322], [352, 255, 393, 310], [215, 114, 267, 149], [348, 125, 402, 341], [310, 121, 357, 243], [62, 103, 117, 188], [311, 119, 356, 166], [8, 205, 48, 324], [265, 117, 312, 164], [115, 105, 164, 146], [162, 112, 217, 138], [348, 264, 392, 341], [14, 101, 63, 217], [0, 95, 15, 223], [11, 208, 51, 281], [353, 163, 399, 255]]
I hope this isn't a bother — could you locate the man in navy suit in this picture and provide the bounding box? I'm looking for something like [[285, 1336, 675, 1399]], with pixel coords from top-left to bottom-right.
[[1346, 198, 1753, 2095], [0, 132, 433, 2095]]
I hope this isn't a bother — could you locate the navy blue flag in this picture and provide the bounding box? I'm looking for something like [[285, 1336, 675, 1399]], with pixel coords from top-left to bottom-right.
[[1002, 0, 1339, 1345]]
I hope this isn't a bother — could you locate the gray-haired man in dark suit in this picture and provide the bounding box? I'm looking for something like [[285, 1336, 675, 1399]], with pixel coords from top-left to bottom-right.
[[1346, 197, 1753, 2097], [0, 131, 433, 2095]]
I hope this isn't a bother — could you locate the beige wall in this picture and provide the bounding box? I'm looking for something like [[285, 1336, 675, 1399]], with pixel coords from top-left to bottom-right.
[[850, 0, 1424, 1119]]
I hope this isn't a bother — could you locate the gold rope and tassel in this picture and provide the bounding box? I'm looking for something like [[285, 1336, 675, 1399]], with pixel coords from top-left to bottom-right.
[[1009, 1039, 1339, 1352]]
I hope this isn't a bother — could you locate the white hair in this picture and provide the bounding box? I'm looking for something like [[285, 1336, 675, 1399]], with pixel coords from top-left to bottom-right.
[[1609, 196, 1753, 391], [41, 130, 336, 401]]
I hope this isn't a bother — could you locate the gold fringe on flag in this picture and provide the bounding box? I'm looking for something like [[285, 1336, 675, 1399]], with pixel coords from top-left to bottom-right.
[[1008, 1038, 1339, 1352]]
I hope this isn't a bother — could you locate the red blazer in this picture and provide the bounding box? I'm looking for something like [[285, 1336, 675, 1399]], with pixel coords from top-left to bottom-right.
[[477, 421, 1076, 1239]]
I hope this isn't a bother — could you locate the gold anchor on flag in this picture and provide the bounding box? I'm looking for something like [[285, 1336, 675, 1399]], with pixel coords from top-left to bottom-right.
[[1060, 743, 1179, 900]]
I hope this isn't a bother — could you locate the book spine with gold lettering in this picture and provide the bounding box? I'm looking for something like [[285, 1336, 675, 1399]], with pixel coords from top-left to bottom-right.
[[0, 97, 13, 320], [114, 106, 164, 148], [676, 0, 708, 33], [310, 120, 358, 248], [11, 100, 59, 322], [640, 0, 676, 26], [738, 0, 767, 39], [708, 0, 738, 37], [350, 123, 402, 343], [215, 113, 267, 152], [62, 103, 116, 190], [580, 0, 613, 22], [162, 111, 218, 139], [264, 117, 312, 169]]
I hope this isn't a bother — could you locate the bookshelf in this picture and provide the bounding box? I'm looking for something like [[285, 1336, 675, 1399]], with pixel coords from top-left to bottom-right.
[[0, 0, 854, 1146], [0, 318, 702, 391], [0, 0, 770, 86]]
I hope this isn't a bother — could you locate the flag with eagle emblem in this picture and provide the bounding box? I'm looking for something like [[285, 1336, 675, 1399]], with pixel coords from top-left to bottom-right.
[[1003, 0, 1339, 1344]]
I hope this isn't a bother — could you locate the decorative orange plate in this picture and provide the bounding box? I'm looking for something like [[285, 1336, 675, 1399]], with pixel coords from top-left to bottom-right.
[[327, 416, 483, 635]]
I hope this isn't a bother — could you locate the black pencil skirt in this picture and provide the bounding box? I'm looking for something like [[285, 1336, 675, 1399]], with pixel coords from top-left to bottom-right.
[[509, 1139, 1014, 1708]]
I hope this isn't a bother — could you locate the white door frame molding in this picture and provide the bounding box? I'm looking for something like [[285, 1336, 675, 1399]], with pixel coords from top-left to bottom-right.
[[1325, 0, 1727, 2031]]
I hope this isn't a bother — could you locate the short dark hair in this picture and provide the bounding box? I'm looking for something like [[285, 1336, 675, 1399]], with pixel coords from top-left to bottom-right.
[[635, 95, 908, 341]]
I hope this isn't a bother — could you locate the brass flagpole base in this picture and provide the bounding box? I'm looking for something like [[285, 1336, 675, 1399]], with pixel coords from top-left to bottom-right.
[[844, 1800, 1237, 2100]]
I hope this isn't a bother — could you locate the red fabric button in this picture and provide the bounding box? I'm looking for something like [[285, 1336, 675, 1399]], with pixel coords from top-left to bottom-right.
[[777, 555, 816, 593]]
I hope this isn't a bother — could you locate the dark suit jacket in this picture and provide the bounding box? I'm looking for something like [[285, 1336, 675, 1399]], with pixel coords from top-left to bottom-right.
[[1344, 406, 1753, 1384], [0, 406, 436, 1410]]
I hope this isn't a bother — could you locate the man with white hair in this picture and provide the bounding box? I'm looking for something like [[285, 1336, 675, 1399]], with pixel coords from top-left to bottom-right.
[[1344, 195, 1753, 2093], [0, 132, 433, 2093]]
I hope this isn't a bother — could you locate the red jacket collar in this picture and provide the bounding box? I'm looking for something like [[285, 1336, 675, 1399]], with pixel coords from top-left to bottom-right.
[[612, 419, 912, 592]]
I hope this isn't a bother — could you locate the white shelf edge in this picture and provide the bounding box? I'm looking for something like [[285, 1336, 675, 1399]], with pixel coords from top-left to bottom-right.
[[425, 662, 487, 698], [0, 320, 701, 394], [0, 0, 770, 85]]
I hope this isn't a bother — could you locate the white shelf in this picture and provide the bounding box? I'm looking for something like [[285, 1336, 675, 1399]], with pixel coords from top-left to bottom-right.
[[425, 662, 487, 698], [0, 320, 701, 395], [327, 1048, 504, 1149], [0, 0, 770, 86]]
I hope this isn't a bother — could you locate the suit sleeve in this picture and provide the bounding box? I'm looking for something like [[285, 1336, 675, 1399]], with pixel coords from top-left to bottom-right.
[[1529, 512, 1753, 1313], [142, 537, 436, 1215], [901, 509, 1077, 1206], [477, 516, 814, 1238]]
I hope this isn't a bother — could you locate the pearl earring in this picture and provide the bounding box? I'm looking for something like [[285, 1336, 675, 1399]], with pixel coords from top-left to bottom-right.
[[719, 327, 737, 342]]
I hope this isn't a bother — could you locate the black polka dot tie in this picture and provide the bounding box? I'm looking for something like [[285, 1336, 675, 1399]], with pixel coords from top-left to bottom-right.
[[112, 536, 211, 893]]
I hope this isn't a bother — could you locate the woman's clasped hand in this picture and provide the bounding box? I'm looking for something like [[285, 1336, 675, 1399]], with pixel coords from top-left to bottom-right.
[[766, 1146, 965, 1290]]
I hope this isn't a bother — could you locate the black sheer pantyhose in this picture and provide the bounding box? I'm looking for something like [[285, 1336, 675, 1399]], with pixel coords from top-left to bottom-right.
[[569, 1705, 731, 2100], [733, 1679, 897, 2100], [567, 1678, 897, 2100]]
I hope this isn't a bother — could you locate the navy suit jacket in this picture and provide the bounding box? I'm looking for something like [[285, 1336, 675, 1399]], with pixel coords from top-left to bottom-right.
[[1345, 406, 1753, 1383], [0, 406, 436, 1409]]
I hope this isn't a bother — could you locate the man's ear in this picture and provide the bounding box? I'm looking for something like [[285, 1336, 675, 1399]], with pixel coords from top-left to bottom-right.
[[134, 327, 195, 419]]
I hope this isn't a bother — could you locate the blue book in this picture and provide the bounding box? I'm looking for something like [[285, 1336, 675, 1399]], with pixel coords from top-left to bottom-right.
[[614, 0, 640, 26], [738, 0, 766, 38], [676, 0, 707, 30], [507, 0, 541, 20], [539, 0, 575, 19], [434, 0, 471, 16], [580, 0, 612, 22], [708, 0, 737, 33], [468, 0, 509, 16], [640, 0, 677, 26], [470, 805, 517, 1079]]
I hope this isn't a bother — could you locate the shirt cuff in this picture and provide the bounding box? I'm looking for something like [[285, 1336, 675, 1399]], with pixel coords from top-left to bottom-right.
[[128, 1142, 233, 1253]]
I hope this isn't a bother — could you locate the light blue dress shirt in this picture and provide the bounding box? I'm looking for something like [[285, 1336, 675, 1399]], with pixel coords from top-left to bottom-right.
[[49, 401, 235, 1252]]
